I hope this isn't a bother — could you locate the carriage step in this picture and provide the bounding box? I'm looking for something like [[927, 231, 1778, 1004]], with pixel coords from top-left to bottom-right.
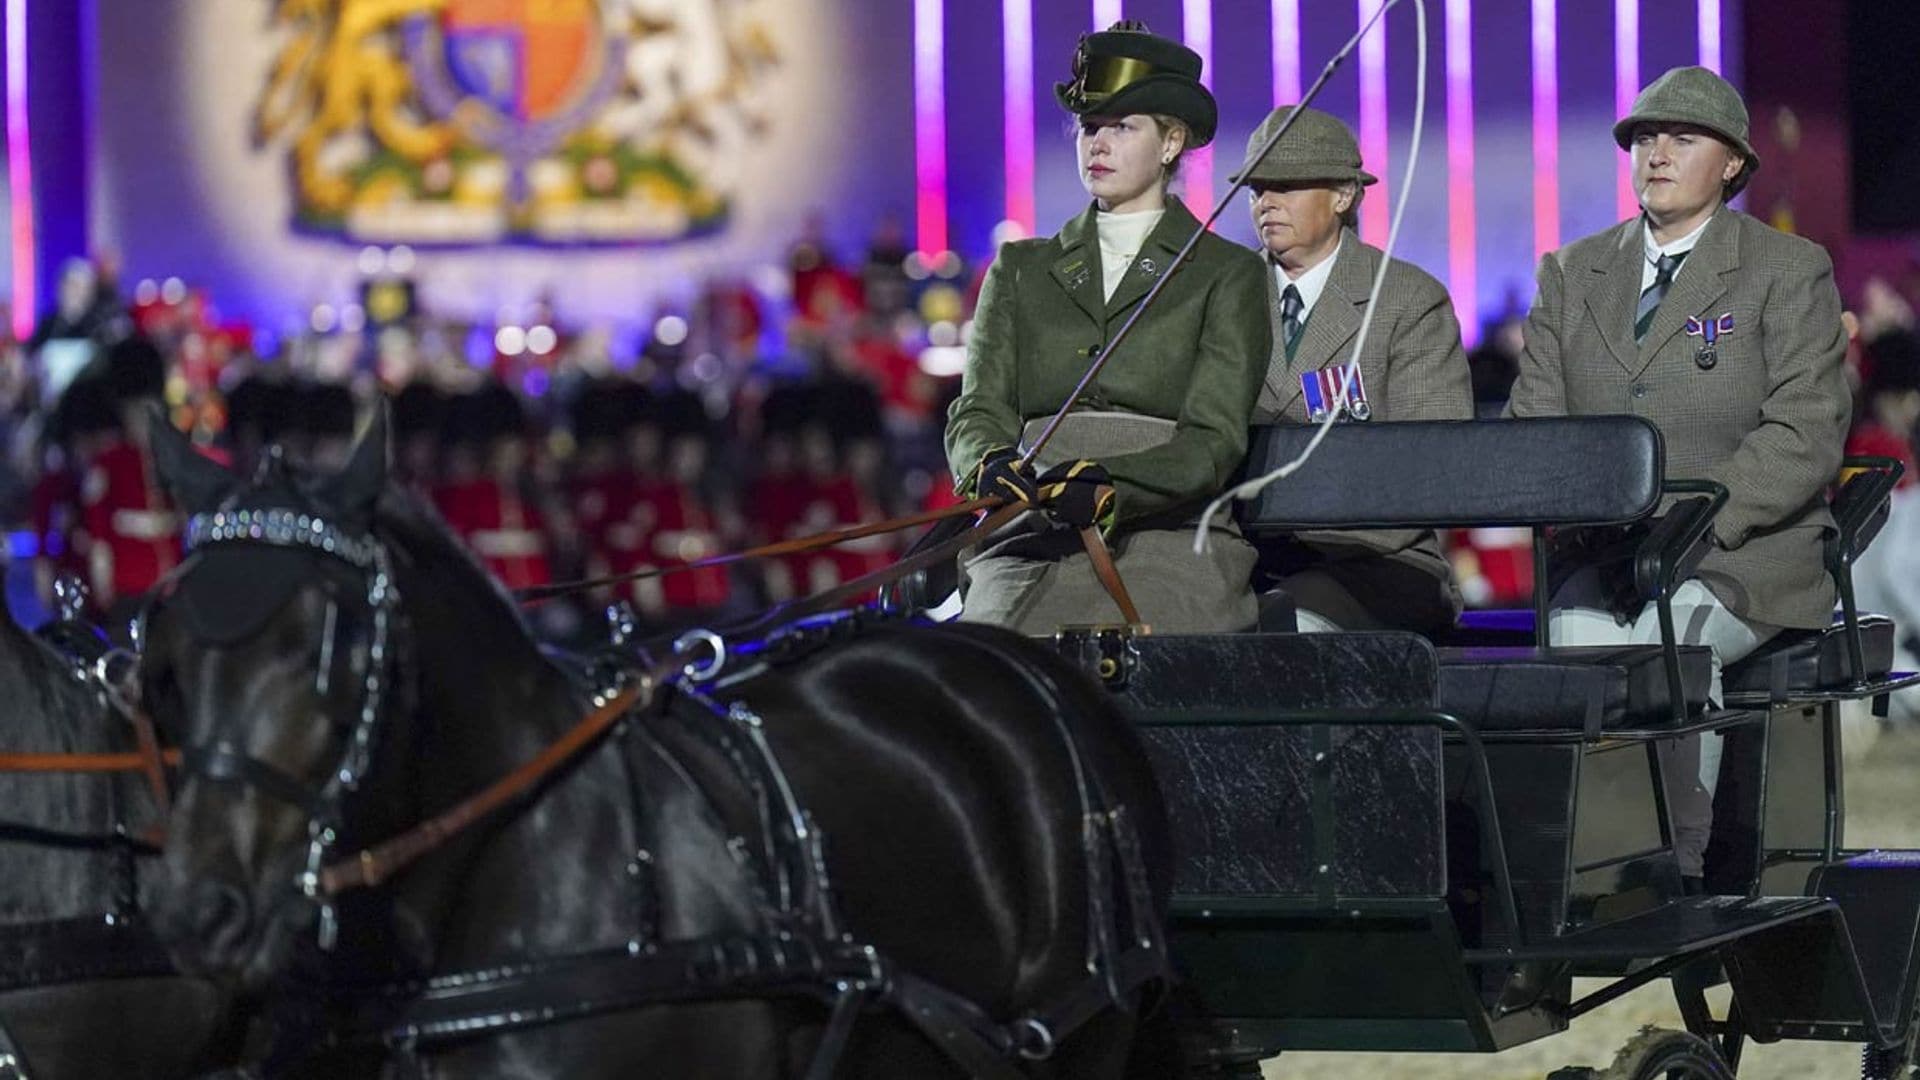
[[1472, 895, 1835, 963]]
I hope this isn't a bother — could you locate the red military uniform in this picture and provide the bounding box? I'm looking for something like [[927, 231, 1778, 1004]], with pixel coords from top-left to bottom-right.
[[433, 478, 554, 592], [1448, 527, 1535, 610], [606, 479, 730, 616], [81, 439, 181, 608], [796, 472, 892, 600], [747, 467, 810, 603], [30, 463, 87, 610]]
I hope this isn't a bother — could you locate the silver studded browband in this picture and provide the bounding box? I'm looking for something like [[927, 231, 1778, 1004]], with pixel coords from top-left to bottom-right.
[[185, 509, 382, 570]]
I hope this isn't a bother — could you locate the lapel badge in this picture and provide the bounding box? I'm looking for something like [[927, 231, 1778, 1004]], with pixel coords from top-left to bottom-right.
[[1062, 259, 1091, 291], [1136, 256, 1159, 278], [1685, 312, 1734, 371]]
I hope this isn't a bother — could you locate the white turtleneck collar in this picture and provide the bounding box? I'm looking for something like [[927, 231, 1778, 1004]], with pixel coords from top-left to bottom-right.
[[1096, 207, 1165, 301]]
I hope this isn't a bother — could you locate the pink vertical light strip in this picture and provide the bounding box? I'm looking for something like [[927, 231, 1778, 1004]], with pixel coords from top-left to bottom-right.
[[913, 0, 947, 255], [1093, 0, 1121, 31], [1182, 0, 1213, 210], [1614, 0, 1640, 220], [6, 0, 34, 341], [1530, 0, 1559, 258], [1445, 0, 1478, 346], [1697, 0, 1721, 73], [1002, 0, 1035, 234], [1271, 0, 1301, 105], [1357, 0, 1390, 244]]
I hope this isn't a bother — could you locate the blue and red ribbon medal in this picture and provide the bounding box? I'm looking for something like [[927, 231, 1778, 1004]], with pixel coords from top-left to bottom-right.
[[1301, 362, 1371, 422]]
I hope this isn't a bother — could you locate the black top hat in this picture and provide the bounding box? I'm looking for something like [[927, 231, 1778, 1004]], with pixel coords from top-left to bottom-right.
[[445, 382, 527, 447], [1867, 331, 1920, 398], [390, 381, 446, 440], [104, 335, 167, 406], [570, 378, 638, 444], [226, 376, 297, 444], [810, 376, 884, 449], [760, 381, 817, 439], [1055, 21, 1217, 147], [654, 390, 712, 442], [50, 376, 120, 442], [294, 381, 358, 438]]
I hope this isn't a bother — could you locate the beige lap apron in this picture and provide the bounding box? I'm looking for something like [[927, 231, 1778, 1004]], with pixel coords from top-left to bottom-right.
[[958, 412, 1257, 634]]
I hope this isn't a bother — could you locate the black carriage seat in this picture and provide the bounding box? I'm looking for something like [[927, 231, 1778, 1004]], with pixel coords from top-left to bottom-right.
[[1451, 609, 1899, 703], [1722, 612, 1896, 701], [1435, 643, 1713, 735], [1240, 417, 1720, 730]]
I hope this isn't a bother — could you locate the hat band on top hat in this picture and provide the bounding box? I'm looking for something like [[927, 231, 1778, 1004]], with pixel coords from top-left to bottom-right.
[[1070, 55, 1162, 108]]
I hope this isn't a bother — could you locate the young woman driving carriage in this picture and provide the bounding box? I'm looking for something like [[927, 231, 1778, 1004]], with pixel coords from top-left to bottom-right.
[[944, 21, 1270, 634]]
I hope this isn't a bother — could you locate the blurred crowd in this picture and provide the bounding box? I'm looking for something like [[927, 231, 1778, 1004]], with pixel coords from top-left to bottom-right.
[[9, 223, 1920, 644], [2, 216, 985, 641]]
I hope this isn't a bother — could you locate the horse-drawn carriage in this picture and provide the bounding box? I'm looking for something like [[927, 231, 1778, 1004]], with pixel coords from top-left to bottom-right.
[[0, 410, 1916, 1080], [1044, 415, 1920, 1078]]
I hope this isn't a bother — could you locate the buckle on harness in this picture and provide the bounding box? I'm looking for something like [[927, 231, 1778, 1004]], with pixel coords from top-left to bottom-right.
[[674, 628, 727, 682], [1014, 1016, 1056, 1061]]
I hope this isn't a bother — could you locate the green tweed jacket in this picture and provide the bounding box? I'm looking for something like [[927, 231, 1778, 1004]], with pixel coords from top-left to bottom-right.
[[1254, 232, 1473, 631], [1509, 207, 1851, 630], [945, 198, 1270, 525]]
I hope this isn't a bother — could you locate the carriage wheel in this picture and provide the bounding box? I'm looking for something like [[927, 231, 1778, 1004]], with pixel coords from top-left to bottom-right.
[[1590, 1026, 1735, 1079], [1862, 983, 1920, 1079]]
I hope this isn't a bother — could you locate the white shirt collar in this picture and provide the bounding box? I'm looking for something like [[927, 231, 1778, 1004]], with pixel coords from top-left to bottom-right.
[[1640, 214, 1713, 290], [1273, 235, 1343, 321]]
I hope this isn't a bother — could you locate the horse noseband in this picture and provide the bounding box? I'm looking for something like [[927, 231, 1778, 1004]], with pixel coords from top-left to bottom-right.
[[180, 740, 332, 820]]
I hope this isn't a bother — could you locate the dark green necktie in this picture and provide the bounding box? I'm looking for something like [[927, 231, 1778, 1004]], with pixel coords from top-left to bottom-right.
[[1281, 284, 1305, 361], [1634, 251, 1686, 344]]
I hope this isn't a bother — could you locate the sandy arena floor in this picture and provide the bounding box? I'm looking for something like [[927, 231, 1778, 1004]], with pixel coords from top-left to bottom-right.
[[1263, 713, 1920, 1080]]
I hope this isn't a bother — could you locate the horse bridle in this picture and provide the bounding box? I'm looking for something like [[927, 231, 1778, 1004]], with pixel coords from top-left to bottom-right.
[[171, 507, 399, 950]]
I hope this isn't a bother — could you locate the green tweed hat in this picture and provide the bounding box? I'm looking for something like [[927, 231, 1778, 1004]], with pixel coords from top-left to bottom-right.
[[1230, 105, 1378, 187], [1055, 21, 1218, 148], [1612, 65, 1759, 195]]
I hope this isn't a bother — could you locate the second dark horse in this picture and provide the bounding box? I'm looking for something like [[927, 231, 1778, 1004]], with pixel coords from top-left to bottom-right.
[[139, 408, 1173, 1078]]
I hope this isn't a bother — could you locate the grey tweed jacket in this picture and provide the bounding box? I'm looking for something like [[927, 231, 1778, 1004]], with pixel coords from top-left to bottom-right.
[[1508, 207, 1851, 630], [1254, 232, 1473, 629]]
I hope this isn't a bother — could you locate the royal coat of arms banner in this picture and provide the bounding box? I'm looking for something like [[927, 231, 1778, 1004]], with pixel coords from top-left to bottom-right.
[[90, 0, 863, 329]]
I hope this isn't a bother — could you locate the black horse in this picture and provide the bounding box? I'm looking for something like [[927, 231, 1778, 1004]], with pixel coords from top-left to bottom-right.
[[139, 409, 1173, 1078], [0, 596, 231, 1078]]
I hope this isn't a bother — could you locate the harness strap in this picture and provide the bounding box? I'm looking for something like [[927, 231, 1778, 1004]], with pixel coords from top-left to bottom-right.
[[1019, 945, 1170, 1053], [182, 741, 330, 818], [883, 971, 1031, 1080], [0, 915, 174, 993], [339, 935, 880, 1047], [801, 982, 873, 1080], [319, 678, 656, 895]]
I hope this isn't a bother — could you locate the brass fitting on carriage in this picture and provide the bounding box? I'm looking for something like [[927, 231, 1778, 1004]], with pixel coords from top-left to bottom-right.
[[1053, 626, 1143, 688]]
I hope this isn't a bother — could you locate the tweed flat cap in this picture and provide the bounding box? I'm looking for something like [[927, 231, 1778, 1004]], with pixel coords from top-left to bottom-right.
[[1613, 65, 1759, 195], [1230, 105, 1378, 187]]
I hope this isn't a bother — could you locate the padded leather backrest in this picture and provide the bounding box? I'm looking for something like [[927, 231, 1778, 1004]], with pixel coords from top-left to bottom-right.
[[1237, 417, 1664, 533]]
